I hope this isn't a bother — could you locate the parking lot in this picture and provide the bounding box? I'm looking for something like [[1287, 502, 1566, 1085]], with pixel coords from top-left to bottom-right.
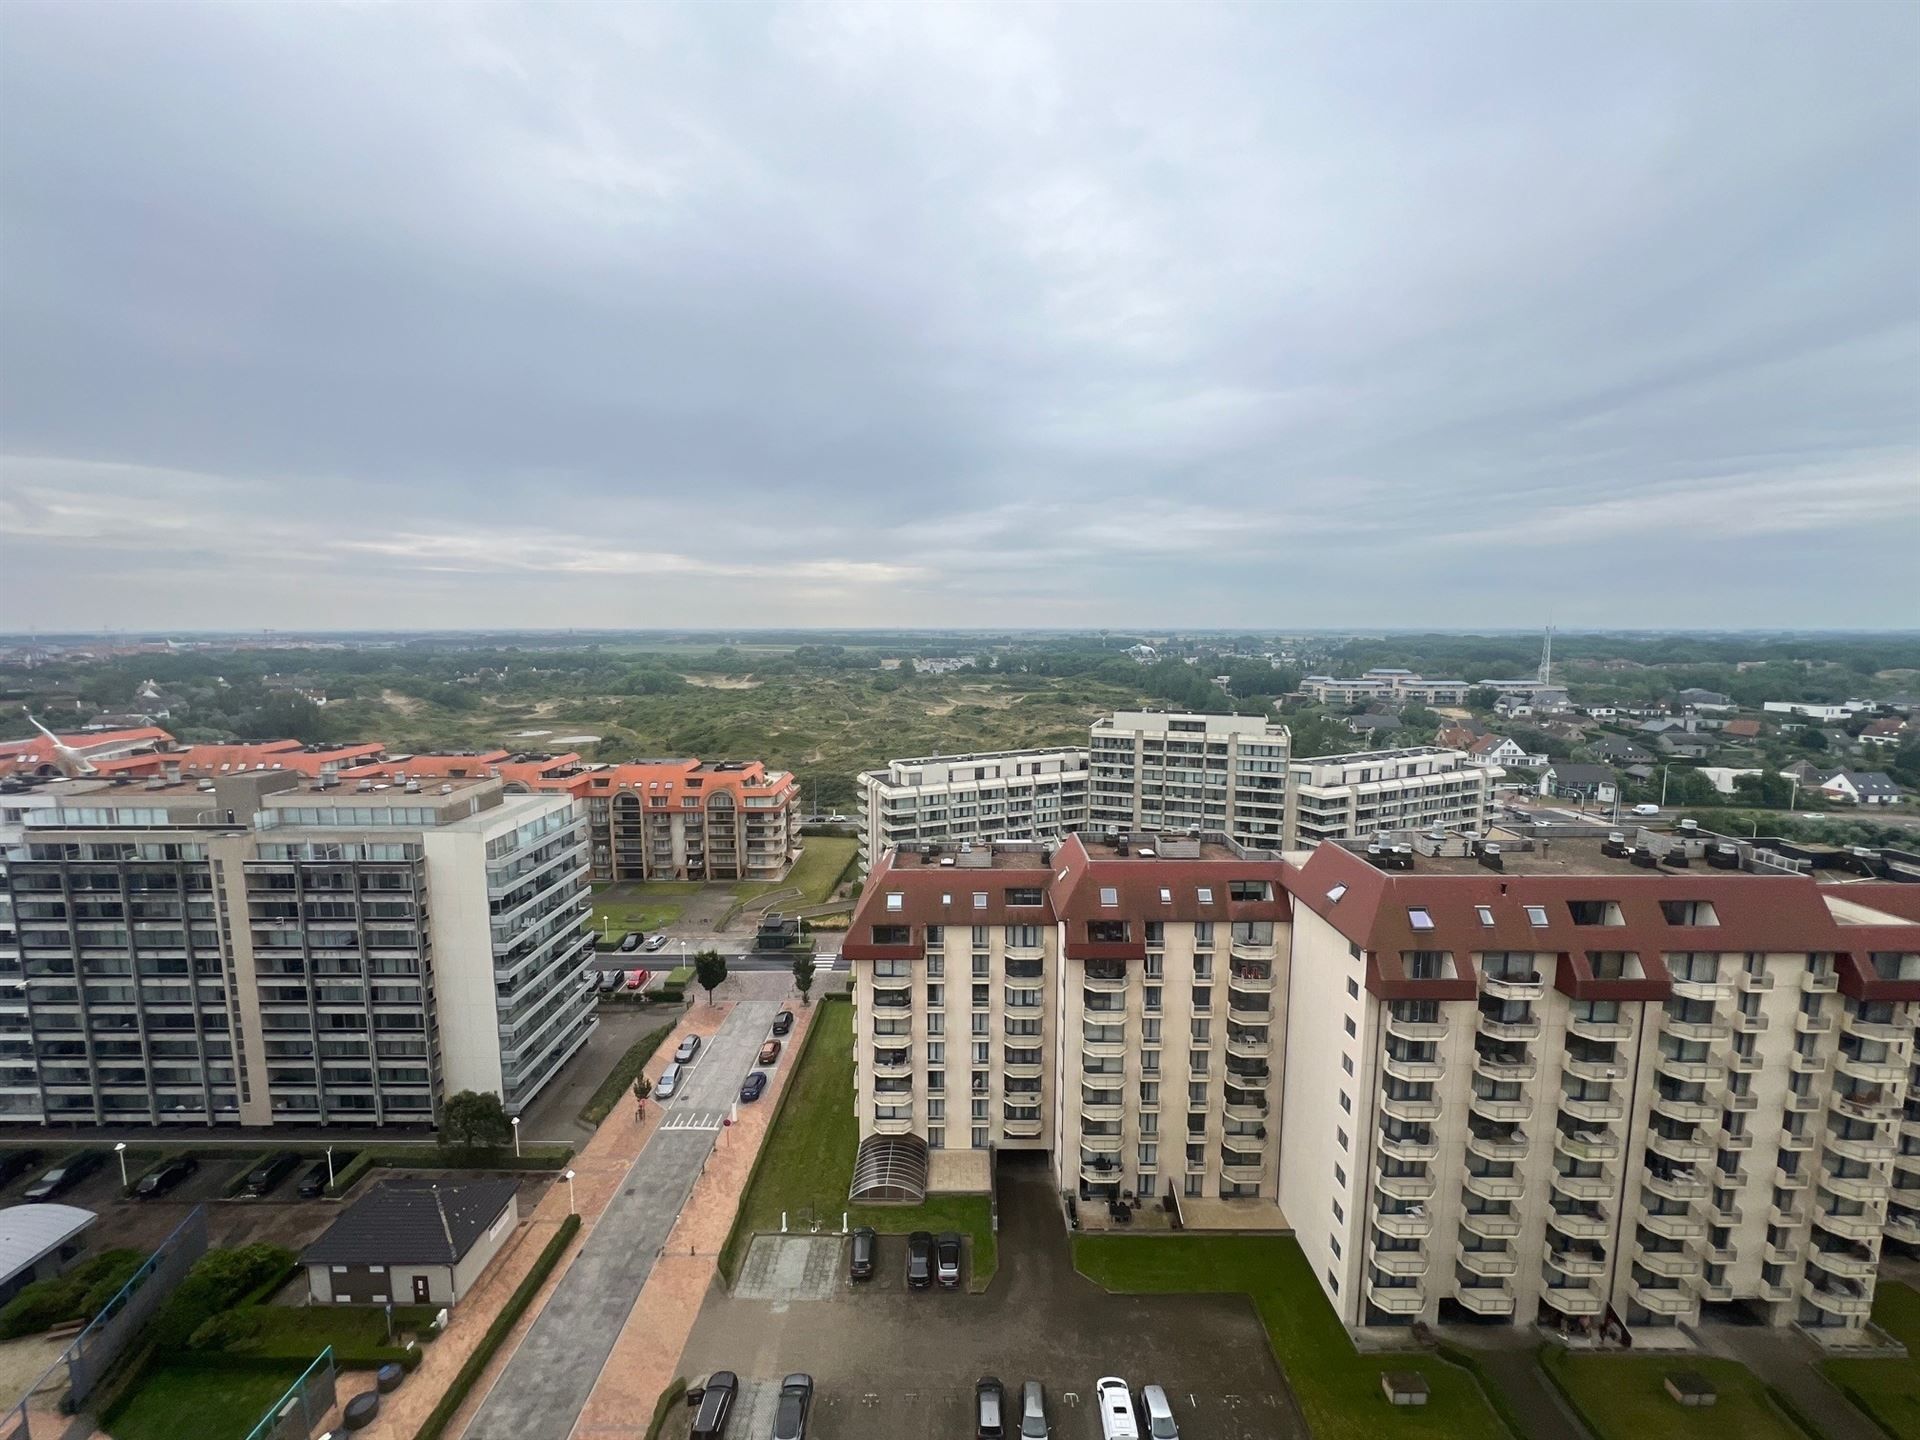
[[675, 1154, 1305, 1439]]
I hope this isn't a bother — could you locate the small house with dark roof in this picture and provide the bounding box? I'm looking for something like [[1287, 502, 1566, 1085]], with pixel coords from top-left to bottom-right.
[[301, 1178, 519, 1307]]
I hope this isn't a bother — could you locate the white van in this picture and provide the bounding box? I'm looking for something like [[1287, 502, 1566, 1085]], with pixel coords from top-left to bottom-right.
[[1631, 803, 1661, 816], [1095, 1378, 1138, 1440]]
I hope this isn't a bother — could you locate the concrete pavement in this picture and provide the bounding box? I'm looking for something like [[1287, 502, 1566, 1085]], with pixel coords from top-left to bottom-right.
[[464, 998, 780, 1440]]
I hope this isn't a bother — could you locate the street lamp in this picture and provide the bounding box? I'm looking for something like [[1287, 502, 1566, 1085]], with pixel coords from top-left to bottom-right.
[[325, 1145, 335, 1189], [563, 1168, 577, 1215], [1660, 764, 1673, 808], [510, 1116, 521, 1159], [113, 1141, 127, 1189]]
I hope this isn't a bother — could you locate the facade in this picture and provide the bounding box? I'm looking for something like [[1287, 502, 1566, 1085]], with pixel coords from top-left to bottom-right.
[[1304, 673, 1471, 706], [1819, 771, 1904, 807], [543, 759, 800, 884], [1088, 712, 1290, 847], [845, 825, 1920, 1340], [1539, 764, 1619, 803], [303, 1177, 519, 1306], [1283, 748, 1501, 848], [0, 770, 595, 1127], [856, 748, 1090, 872]]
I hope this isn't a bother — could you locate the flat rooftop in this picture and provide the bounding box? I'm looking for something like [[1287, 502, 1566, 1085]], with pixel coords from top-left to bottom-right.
[[1078, 838, 1251, 864]]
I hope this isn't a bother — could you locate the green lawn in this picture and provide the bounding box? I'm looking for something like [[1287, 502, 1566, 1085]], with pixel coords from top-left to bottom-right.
[[1825, 1281, 1920, 1439], [590, 896, 684, 939], [104, 1361, 307, 1440], [725, 996, 996, 1288], [735, 835, 858, 906], [1541, 1349, 1806, 1440], [1074, 1235, 1511, 1440]]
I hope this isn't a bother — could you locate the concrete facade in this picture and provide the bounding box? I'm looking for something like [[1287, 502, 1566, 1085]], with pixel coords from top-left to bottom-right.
[[1088, 712, 1291, 848], [1283, 747, 1502, 848], [856, 747, 1090, 873]]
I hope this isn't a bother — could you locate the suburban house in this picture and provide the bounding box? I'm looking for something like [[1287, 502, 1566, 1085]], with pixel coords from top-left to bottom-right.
[[1466, 734, 1546, 768], [1763, 701, 1857, 722], [1675, 688, 1735, 712], [1721, 718, 1763, 742], [1588, 737, 1653, 766], [1345, 713, 1403, 739], [1434, 720, 1488, 750], [1656, 734, 1712, 760], [1638, 717, 1694, 736], [1781, 758, 1825, 785], [302, 1179, 519, 1307], [1861, 717, 1911, 747], [1817, 770, 1905, 807], [1538, 762, 1618, 804], [1698, 766, 1764, 796]]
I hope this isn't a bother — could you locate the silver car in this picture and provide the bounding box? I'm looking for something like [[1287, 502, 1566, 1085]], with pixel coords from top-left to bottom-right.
[[1019, 1380, 1049, 1440], [1137, 1385, 1179, 1440], [674, 1034, 702, 1065], [654, 1062, 681, 1100]]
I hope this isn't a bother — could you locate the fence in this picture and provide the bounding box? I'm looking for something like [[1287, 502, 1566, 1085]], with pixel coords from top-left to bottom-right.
[[65, 1204, 209, 1404], [243, 1348, 338, 1440]]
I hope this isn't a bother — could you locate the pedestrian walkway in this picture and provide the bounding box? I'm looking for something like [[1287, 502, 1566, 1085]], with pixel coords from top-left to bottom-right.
[[1474, 1346, 1591, 1440], [1699, 1325, 1886, 1440], [464, 999, 780, 1440]]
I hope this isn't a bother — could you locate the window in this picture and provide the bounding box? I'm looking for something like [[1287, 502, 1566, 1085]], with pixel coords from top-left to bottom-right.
[[1159, 887, 1172, 904], [1525, 905, 1550, 927], [1007, 887, 1043, 907], [972, 892, 988, 910], [1326, 1270, 1339, 1295], [1330, 1234, 1342, 1259], [1476, 905, 1495, 927], [972, 1126, 989, 1149], [1326, 884, 1348, 903], [1332, 1198, 1344, 1224], [885, 893, 904, 912], [1343, 1015, 1356, 1038], [1334, 1163, 1347, 1188], [1346, 977, 1359, 999], [1099, 887, 1119, 907], [1408, 908, 1433, 931], [1197, 887, 1213, 905], [1342, 1054, 1354, 1076], [928, 1126, 944, 1149], [1339, 1092, 1352, 1115]]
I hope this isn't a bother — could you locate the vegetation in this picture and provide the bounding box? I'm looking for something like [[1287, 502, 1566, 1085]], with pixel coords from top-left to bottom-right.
[[792, 952, 816, 1004], [759, 835, 858, 905], [578, 1021, 677, 1127], [0, 1248, 144, 1338], [1824, 1281, 1920, 1439], [693, 949, 729, 1003], [1539, 1347, 1809, 1440], [185, 1302, 435, 1369], [722, 996, 996, 1288], [440, 1089, 514, 1151], [104, 1359, 312, 1440], [413, 1213, 582, 1440], [1073, 1235, 1510, 1440], [590, 891, 684, 940], [325, 1141, 572, 1196], [150, 1244, 299, 1351]]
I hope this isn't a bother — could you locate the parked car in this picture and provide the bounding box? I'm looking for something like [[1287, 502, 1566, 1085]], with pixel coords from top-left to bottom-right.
[[849, 1226, 875, 1282], [625, 968, 650, 991], [298, 1153, 355, 1199], [619, 932, 642, 952], [1631, 802, 1661, 816], [739, 1071, 767, 1103], [0, 1150, 41, 1189], [674, 1035, 702, 1065], [580, 966, 601, 991], [906, 1231, 933, 1289], [771, 1373, 813, 1440], [598, 969, 622, 993], [771, 1011, 794, 1037], [645, 933, 669, 952], [24, 1150, 104, 1202], [826, 814, 849, 824], [689, 1370, 737, 1440], [1096, 1378, 1138, 1440], [245, 1151, 302, 1197], [134, 1157, 199, 1199], [936, 1232, 962, 1288], [1018, 1381, 1049, 1440], [654, 1063, 682, 1101], [1136, 1386, 1178, 1439], [758, 1039, 782, 1066], [976, 1377, 1006, 1440]]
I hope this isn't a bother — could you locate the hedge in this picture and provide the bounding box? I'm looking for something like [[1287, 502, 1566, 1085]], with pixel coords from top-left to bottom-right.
[[0, 1249, 145, 1339], [148, 1244, 298, 1351], [644, 1377, 688, 1440], [578, 1023, 677, 1128], [412, 1213, 582, 1440], [327, 1143, 573, 1197], [219, 1152, 272, 1198]]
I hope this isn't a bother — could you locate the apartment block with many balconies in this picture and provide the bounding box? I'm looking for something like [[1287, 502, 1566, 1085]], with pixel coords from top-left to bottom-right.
[[1087, 712, 1290, 849], [1283, 746, 1503, 848], [856, 747, 1090, 872], [550, 759, 799, 884]]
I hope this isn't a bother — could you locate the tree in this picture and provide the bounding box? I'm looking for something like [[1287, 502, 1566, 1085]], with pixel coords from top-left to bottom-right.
[[1732, 771, 1793, 809], [693, 949, 729, 1005], [1468, 686, 1499, 713], [1799, 727, 1830, 753], [792, 953, 816, 1006], [440, 1089, 512, 1151]]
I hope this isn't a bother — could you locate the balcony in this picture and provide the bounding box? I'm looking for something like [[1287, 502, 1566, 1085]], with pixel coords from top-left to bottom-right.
[[1797, 1011, 1835, 1036], [1672, 976, 1733, 1003], [1636, 1248, 1695, 1279], [1004, 996, 1044, 1020], [1386, 1012, 1448, 1042], [1822, 1171, 1886, 1205], [1548, 1210, 1608, 1241], [1845, 1014, 1908, 1045], [1546, 1246, 1607, 1278], [1731, 1010, 1770, 1034], [1836, 1091, 1897, 1123], [871, 971, 913, 992], [1737, 968, 1775, 993], [1375, 1209, 1433, 1240], [871, 1050, 913, 1079], [1459, 1210, 1522, 1239], [1722, 1087, 1760, 1112], [1556, 1130, 1621, 1163], [1482, 972, 1544, 1001], [1367, 1282, 1424, 1316], [1885, 1210, 1920, 1244], [1479, 1015, 1542, 1043], [1227, 966, 1275, 997], [1544, 1283, 1604, 1316], [1827, 1133, 1896, 1165], [1775, 1166, 1812, 1192], [1080, 1100, 1124, 1124], [1770, 1203, 1807, 1230], [1384, 1054, 1444, 1083], [1560, 1095, 1625, 1124], [1081, 1035, 1126, 1061], [1639, 1208, 1705, 1242], [1722, 1129, 1757, 1153], [1455, 1284, 1516, 1317], [1817, 1207, 1885, 1241], [1568, 1015, 1634, 1043], [1787, 1090, 1822, 1113], [1697, 1277, 1735, 1303], [1563, 1056, 1626, 1085], [1080, 1159, 1123, 1186], [1220, 1151, 1265, 1183], [1004, 1055, 1044, 1080], [1473, 1052, 1537, 1084], [1230, 936, 1278, 962], [1837, 1053, 1906, 1086], [1456, 1245, 1519, 1277], [1224, 1097, 1269, 1124], [1377, 1172, 1437, 1202], [1381, 1133, 1440, 1163], [1083, 970, 1127, 996], [1003, 1115, 1043, 1138], [1649, 1131, 1713, 1165], [1806, 970, 1840, 994], [1632, 1283, 1692, 1316], [1369, 1244, 1427, 1277], [1469, 1131, 1530, 1163], [1803, 1277, 1873, 1318], [1807, 1245, 1877, 1282], [1553, 1171, 1614, 1202], [1764, 1239, 1802, 1267], [872, 1113, 916, 1136], [1655, 1053, 1718, 1083], [1470, 1092, 1531, 1123], [1650, 1094, 1715, 1125], [1664, 1017, 1730, 1044], [1382, 1092, 1443, 1123], [1227, 1032, 1271, 1061]]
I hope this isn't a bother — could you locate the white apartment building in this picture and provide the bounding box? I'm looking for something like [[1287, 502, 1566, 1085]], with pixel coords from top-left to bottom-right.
[[856, 748, 1090, 872], [0, 770, 596, 1127], [1303, 672, 1472, 706], [1284, 747, 1502, 848], [1088, 712, 1290, 848], [846, 825, 1920, 1338]]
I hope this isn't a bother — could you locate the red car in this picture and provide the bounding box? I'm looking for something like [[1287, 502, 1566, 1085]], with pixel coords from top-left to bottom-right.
[[625, 968, 651, 991], [758, 1039, 782, 1066]]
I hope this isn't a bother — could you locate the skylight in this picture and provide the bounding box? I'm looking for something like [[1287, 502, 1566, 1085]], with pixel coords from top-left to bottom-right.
[[1099, 887, 1119, 906], [885, 893, 904, 912], [1408, 908, 1434, 931], [1159, 887, 1172, 904], [1476, 905, 1495, 927], [972, 892, 987, 910], [1327, 884, 1348, 904], [1525, 905, 1550, 927], [1197, 887, 1214, 905]]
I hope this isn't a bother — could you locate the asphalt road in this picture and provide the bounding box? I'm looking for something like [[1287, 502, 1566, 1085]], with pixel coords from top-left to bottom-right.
[[464, 999, 781, 1440]]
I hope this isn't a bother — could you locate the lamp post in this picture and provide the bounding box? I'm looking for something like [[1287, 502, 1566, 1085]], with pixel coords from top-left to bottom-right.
[[563, 1168, 577, 1215], [1660, 764, 1673, 808], [113, 1141, 127, 1189], [325, 1145, 335, 1189], [511, 1116, 521, 1159]]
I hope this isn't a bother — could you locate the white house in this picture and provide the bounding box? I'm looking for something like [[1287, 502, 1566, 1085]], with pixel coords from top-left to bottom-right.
[[1697, 766, 1763, 796], [1764, 701, 1849, 722], [1818, 770, 1905, 807]]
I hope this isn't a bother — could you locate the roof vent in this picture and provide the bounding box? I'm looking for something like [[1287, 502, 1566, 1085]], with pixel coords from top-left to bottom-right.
[[439, 784, 453, 795], [357, 780, 374, 793], [1678, 818, 1698, 832], [404, 780, 421, 793]]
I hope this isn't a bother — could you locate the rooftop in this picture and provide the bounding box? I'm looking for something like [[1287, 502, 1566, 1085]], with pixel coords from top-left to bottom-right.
[[0, 1204, 97, 1283], [300, 1179, 517, 1267]]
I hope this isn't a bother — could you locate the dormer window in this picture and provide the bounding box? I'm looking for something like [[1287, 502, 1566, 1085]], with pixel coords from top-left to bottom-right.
[[1567, 900, 1624, 926], [1659, 900, 1719, 927], [972, 892, 988, 910], [1524, 905, 1549, 927], [1408, 908, 1434, 931], [1159, 888, 1172, 905]]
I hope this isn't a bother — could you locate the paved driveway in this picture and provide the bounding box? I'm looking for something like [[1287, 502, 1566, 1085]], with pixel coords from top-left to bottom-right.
[[676, 1153, 1307, 1440], [465, 999, 780, 1440]]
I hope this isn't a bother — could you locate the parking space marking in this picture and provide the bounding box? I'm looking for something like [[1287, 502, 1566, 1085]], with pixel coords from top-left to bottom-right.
[[660, 1109, 724, 1131]]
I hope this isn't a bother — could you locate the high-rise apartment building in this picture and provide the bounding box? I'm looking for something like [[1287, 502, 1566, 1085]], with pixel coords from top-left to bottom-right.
[[845, 824, 1920, 1337], [1284, 746, 1502, 847], [1088, 712, 1290, 847], [856, 747, 1090, 871], [0, 768, 596, 1127]]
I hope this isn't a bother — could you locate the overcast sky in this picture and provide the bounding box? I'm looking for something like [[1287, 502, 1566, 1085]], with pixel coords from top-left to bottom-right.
[[2, 1, 1916, 633]]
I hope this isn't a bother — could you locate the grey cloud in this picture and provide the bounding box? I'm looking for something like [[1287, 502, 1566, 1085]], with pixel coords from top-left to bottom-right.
[[1, 0, 1916, 631]]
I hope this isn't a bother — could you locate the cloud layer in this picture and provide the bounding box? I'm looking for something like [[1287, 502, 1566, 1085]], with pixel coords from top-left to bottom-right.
[[2, 0, 1916, 631]]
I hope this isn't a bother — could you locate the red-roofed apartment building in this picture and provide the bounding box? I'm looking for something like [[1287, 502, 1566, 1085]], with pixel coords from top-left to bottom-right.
[[843, 824, 1920, 1339]]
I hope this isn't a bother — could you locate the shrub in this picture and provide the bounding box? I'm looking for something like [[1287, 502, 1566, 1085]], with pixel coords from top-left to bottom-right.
[[149, 1244, 296, 1351], [0, 1249, 144, 1339]]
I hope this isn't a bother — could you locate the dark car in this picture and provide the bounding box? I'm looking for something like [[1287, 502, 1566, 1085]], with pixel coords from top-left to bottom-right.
[[134, 1156, 199, 1199], [597, 969, 622, 993], [906, 1230, 933, 1289], [245, 1150, 301, 1197], [771, 1010, 794, 1037], [772, 1373, 813, 1440], [689, 1369, 737, 1440], [758, 1039, 782, 1066], [619, 932, 642, 952], [24, 1150, 104, 1202], [297, 1153, 355, 1199], [976, 1376, 1006, 1440], [849, 1226, 875, 1282], [739, 1071, 767, 1103], [0, 1150, 41, 1189], [937, 1232, 963, 1289]]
